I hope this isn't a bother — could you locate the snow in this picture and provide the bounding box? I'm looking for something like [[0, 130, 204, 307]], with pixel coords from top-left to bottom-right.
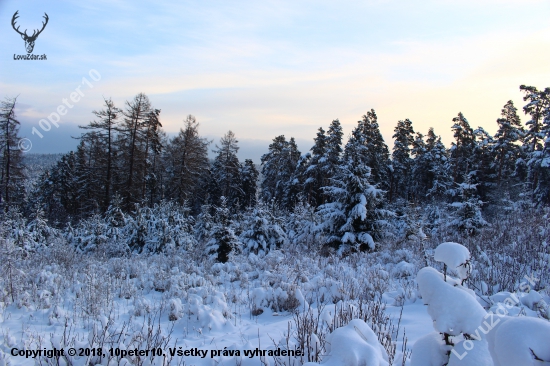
[[416, 267, 486, 336], [410, 332, 448, 366], [303, 319, 388, 366], [434, 242, 470, 269], [1, 216, 548, 366], [448, 339, 493, 366], [487, 316, 550, 366], [520, 290, 543, 310]]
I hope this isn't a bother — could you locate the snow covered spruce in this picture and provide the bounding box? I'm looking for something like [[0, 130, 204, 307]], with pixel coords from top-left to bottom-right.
[[412, 242, 550, 366]]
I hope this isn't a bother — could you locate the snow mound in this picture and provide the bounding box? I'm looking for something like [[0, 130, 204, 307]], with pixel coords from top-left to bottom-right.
[[417, 267, 486, 336], [520, 290, 543, 310], [303, 319, 388, 366], [448, 339, 493, 366], [487, 316, 550, 366], [410, 332, 448, 366], [434, 242, 470, 269]]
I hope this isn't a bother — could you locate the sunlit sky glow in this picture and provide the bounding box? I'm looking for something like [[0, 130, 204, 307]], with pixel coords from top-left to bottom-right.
[[1, 0, 550, 160]]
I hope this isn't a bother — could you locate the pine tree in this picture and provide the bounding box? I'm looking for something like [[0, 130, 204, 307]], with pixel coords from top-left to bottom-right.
[[410, 131, 429, 199], [206, 197, 240, 262], [344, 110, 390, 190], [426, 134, 452, 200], [491, 100, 524, 191], [285, 152, 310, 209], [164, 115, 210, 208], [239, 201, 287, 255], [0, 97, 26, 211], [520, 85, 550, 205], [450, 112, 476, 184], [362, 110, 390, 189], [472, 126, 494, 200], [321, 119, 344, 198], [260, 135, 301, 206], [209, 131, 243, 208], [303, 127, 326, 207], [449, 175, 488, 235], [320, 133, 386, 252], [79, 97, 121, 211], [141, 108, 163, 205], [239, 159, 259, 209], [391, 119, 415, 202]]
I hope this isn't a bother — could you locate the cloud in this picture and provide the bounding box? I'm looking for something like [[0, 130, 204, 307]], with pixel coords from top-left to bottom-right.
[[2, 0, 550, 154]]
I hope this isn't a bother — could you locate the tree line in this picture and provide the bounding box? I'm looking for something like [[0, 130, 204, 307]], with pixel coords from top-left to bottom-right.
[[1, 85, 549, 258]]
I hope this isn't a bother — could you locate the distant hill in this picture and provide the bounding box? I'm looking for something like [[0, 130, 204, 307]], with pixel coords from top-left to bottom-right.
[[22, 153, 63, 184]]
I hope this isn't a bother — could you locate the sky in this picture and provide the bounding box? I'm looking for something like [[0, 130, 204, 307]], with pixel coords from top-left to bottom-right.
[[1, 0, 550, 161]]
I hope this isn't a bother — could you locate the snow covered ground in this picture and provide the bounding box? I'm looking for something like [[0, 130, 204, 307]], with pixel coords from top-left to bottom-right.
[[1, 239, 549, 366]]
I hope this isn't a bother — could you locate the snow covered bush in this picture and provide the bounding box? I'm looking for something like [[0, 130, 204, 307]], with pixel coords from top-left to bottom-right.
[[434, 241, 472, 283], [448, 178, 488, 236], [413, 242, 490, 366], [487, 316, 550, 366], [206, 197, 241, 262], [239, 201, 287, 255], [303, 319, 389, 366]]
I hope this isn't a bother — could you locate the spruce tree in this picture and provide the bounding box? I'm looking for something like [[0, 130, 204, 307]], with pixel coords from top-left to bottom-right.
[[0, 97, 26, 211], [239, 159, 259, 209], [410, 131, 429, 199], [164, 115, 210, 208], [359, 110, 391, 190], [141, 108, 163, 205], [472, 126, 494, 201], [303, 127, 327, 206], [391, 119, 415, 202], [285, 152, 310, 209], [426, 134, 452, 200], [520, 85, 550, 205], [206, 197, 240, 262], [239, 201, 287, 255], [450, 112, 476, 184], [209, 131, 243, 208], [491, 100, 524, 191], [449, 175, 488, 235], [320, 132, 385, 252], [321, 119, 344, 198], [260, 135, 301, 206]]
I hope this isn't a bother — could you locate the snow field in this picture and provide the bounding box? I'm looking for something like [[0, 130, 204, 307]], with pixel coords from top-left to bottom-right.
[[1, 235, 549, 366]]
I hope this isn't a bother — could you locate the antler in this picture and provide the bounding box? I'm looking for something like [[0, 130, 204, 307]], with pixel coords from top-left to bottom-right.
[[11, 11, 49, 39], [38, 13, 48, 35], [11, 11, 26, 37], [30, 13, 49, 39]]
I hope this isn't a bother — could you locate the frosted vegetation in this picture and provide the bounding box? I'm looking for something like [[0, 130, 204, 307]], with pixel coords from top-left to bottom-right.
[[1, 84, 550, 364]]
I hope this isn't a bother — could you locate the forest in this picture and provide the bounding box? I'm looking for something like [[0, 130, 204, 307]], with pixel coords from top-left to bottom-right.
[[0, 85, 549, 365]]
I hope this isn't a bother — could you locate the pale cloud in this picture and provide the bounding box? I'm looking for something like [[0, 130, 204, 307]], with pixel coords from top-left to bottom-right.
[[2, 0, 550, 159]]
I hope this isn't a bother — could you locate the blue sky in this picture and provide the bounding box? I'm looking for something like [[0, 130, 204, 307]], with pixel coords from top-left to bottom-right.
[[1, 0, 550, 161]]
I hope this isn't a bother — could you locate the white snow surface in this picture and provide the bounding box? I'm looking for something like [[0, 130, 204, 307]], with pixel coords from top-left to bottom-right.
[[448, 339, 493, 366], [0, 238, 547, 366], [487, 316, 550, 366], [303, 319, 388, 366], [416, 267, 486, 336], [434, 242, 470, 269], [410, 332, 448, 366]]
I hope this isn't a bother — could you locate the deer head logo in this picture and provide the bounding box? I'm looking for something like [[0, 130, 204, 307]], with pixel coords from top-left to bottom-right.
[[12, 11, 49, 54]]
